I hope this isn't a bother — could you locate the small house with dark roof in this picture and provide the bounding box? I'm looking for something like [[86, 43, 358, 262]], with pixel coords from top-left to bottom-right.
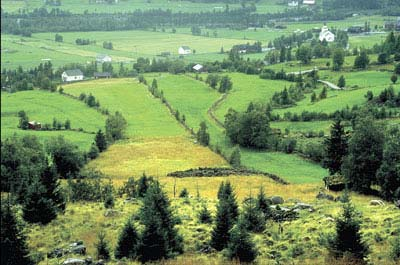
[[178, 46, 191, 55], [94, 72, 112, 79], [62, 69, 84, 82]]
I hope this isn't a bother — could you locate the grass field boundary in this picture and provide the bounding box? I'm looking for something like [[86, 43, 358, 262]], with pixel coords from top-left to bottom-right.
[[167, 167, 289, 184]]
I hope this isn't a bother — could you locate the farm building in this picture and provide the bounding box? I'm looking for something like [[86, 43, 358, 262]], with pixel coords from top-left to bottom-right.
[[319, 26, 335, 42], [288, 1, 298, 7], [193, 64, 203, 72], [303, 0, 315, 5], [94, 72, 112, 79], [28, 121, 41, 130], [347, 26, 364, 34], [96, 54, 112, 63], [62, 69, 84, 82], [178, 46, 191, 55]]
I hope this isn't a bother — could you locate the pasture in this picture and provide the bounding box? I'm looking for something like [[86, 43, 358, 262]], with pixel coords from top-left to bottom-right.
[[0, 90, 105, 150], [63, 78, 228, 179], [150, 74, 328, 183]]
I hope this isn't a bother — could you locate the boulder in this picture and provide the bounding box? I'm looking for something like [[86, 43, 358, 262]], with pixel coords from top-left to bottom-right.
[[370, 200, 385, 206], [270, 196, 284, 205], [323, 174, 346, 191], [62, 258, 85, 265], [394, 200, 400, 209], [104, 209, 122, 217], [294, 203, 314, 210], [316, 191, 334, 201]]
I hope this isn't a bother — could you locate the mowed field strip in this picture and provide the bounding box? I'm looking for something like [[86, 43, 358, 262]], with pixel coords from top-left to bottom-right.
[[0, 90, 106, 150], [63, 78, 228, 182], [150, 74, 328, 183]]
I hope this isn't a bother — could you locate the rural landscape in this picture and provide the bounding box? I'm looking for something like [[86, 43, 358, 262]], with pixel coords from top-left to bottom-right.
[[1, 0, 400, 264]]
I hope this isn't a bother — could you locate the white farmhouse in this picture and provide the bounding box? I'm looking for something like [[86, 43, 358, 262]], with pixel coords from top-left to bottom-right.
[[193, 64, 203, 72], [303, 0, 315, 5], [178, 46, 191, 55], [96, 54, 112, 63], [288, 1, 298, 7], [62, 69, 84, 82], [319, 26, 335, 42]]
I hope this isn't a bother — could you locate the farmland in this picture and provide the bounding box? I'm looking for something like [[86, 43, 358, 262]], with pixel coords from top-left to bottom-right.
[[0, 90, 105, 150], [1, 1, 400, 264]]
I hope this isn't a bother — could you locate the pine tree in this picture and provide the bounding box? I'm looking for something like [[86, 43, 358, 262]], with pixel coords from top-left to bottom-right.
[[41, 162, 66, 213], [1, 202, 34, 265], [196, 121, 210, 146], [255, 187, 271, 219], [22, 178, 57, 224], [179, 188, 189, 198], [241, 196, 265, 233], [328, 201, 369, 261], [211, 181, 238, 251], [229, 146, 241, 168], [376, 126, 400, 200], [226, 219, 257, 262], [324, 119, 348, 175], [96, 232, 111, 260], [115, 220, 139, 260], [138, 181, 183, 262], [198, 204, 212, 224]]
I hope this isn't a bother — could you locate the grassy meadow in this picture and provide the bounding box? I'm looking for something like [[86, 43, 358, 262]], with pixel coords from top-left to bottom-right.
[[148, 73, 328, 183], [62, 78, 228, 180], [28, 176, 400, 265], [0, 90, 106, 150]]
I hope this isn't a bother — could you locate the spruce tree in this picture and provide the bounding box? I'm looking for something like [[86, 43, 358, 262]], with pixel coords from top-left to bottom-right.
[[196, 121, 210, 146], [22, 178, 57, 224], [95, 130, 107, 152], [211, 181, 238, 251], [138, 181, 183, 262], [319, 87, 327, 99], [229, 146, 241, 168], [88, 143, 100, 160], [241, 197, 265, 233], [1, 203, 34, 265], [226, 219, 258, 263], [96, 232, 111, 260], [115, 220, 139, 260], [328, 201, 369, 261], [41, 162, 66, 213], [338, 75, 346, 88], [255, 187, 271, 219], [376, 126, 400, 200], [342, 117, 384, 193], [137, 174, 151, 198], [324, 119, 348, 175], [198, 204, 212, 224]]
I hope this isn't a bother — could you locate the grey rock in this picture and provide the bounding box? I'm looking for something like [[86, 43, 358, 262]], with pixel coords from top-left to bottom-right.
[[270, 196, 284, 205]]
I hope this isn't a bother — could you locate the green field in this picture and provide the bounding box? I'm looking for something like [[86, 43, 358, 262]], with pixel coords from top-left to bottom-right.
[[0, 90, 106, 150], [150, 73, 328, 183], [0, 0, 285, 14]]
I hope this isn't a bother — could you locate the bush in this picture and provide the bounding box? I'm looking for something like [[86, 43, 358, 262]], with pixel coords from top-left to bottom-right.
[[289, 244, 305, 258], [198, 205, 212, 224], [179, 188, 189, 198]]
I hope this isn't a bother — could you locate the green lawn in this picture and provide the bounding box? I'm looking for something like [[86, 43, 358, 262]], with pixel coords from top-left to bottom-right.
[[152, 74, 328, 183], [1, 90, 106, 150]]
